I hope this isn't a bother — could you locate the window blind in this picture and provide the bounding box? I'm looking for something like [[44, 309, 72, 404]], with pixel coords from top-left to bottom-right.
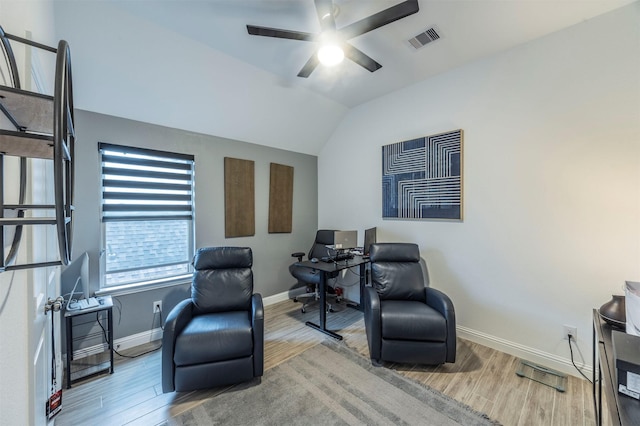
[[99, 143, 195, 222]]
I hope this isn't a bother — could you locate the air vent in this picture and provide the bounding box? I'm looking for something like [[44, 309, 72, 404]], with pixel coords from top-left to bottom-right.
[[408, 27, 441, 49]]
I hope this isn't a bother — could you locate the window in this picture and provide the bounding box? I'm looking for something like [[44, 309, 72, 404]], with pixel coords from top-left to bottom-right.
[[99, 143, 195, 289]]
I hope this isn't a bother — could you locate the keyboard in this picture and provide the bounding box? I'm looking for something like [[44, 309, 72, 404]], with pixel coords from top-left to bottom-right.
[[321, 253, 354, 263]]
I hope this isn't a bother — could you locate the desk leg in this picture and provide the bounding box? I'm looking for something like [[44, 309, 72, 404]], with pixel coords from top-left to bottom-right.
[[347, 263, 367, 312], [305, 271, 343, 340]]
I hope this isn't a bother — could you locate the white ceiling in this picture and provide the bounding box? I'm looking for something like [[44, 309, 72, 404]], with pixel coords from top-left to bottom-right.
[[50, 0, 635, 155], [111, 0, 635, 108]]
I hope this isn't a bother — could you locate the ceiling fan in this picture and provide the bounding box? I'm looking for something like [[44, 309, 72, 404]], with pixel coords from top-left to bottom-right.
[[246, 0, 419, 78]]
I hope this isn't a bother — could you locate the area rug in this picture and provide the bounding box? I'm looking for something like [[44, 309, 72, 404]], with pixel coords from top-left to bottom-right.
[[167, 341, 499, 425]]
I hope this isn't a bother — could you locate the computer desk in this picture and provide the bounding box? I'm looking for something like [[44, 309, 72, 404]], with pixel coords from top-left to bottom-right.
[[294, 255, 369, 340]]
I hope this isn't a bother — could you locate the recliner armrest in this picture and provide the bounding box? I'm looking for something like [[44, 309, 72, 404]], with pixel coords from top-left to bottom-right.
[[363, 286, 382, 362], [425, 287, 454, 319], [252, 293, 264, 322], [251, 294, 264, 377], [162, 299, 194, 393], [425, 287, 456, 363]]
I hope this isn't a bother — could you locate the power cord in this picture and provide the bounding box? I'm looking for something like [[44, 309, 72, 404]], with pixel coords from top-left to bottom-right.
[[568, 334, 592, 383], [157, 307, 164, 331], [96, 309, 163, 359], [117, 307, 163, 358], [114, 343, 161, 359]]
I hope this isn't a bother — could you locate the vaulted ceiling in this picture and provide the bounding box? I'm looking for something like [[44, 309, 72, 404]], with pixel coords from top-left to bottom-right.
[[51, 0, 634, 154]]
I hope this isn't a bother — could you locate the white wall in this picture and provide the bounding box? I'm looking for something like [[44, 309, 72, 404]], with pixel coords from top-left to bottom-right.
[[0, 1, 57, 424], [319, 3, 640, 375]]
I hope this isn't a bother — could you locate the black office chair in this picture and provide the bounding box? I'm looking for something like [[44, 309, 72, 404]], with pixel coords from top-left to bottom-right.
[[289, 230, 341, 313], [363, 243, 456, 366], [162, 246, 264, 392]]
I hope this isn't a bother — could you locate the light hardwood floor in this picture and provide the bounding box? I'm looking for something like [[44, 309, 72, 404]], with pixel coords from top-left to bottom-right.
[[55, 299, 602, 426]]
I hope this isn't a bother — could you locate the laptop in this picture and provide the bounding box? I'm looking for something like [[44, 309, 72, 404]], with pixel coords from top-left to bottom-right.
[[332, 230, 358, 251]]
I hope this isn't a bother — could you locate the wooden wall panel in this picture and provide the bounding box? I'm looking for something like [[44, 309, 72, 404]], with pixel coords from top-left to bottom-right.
[[268, 163, 294, 233], [224, 157, 255, 238]]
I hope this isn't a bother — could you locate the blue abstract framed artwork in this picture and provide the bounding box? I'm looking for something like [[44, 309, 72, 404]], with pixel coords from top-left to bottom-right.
[[382, 129, 463, 220]]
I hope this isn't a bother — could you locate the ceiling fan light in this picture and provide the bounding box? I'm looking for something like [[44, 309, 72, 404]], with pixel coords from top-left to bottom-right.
[[317, 44, 344, 67]]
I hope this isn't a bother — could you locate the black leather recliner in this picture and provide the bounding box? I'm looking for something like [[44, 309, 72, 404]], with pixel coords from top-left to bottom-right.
[[289, 230, 340, 313], [162, 246, 264, 393], [364, 243, 456, 366]]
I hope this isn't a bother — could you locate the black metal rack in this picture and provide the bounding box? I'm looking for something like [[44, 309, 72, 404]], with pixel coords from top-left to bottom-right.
[[64, 296, 114, 388], [0, 25, 74, 271]]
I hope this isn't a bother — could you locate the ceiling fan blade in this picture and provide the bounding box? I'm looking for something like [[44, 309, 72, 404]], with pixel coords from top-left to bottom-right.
[[247, 25, 315, 41], [339, 0, 419, 40], [343, 43, 382, 73], [314, 0, 336, 32], [297, 54, 320, 78]]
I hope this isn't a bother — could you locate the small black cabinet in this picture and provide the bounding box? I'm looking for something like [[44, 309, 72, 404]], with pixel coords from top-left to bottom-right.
[[64, 296, 114, 388]]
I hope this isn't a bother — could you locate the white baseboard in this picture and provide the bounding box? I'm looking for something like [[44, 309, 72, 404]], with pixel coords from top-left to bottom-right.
[[113, 327, 164, 352], [104, 291, 296, 355], [266, 289, 590, 379], [71, 291, 296, 359], [264, 290, 591, 379], [75, 290, 590, 383], [70, 327, 163, 360], [263, 288, 302, 306], [457, 325, 592, 379]]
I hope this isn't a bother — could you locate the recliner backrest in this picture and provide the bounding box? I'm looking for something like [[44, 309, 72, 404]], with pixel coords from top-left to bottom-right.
[[369, 243, 425, 302], [191, 246, 253, 315], [308, 229, 336, 259]]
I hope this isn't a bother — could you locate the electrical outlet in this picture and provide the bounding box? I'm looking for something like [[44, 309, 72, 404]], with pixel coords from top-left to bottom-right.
[[153, 300, 162, 313], [563, 325, 577, 341]]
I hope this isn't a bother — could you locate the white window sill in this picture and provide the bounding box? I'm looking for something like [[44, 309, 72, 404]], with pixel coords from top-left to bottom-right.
[[95, 274, 192, 297]]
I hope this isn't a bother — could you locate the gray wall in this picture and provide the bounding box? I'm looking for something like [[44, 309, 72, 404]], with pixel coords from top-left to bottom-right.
[[71, 110, 318, 340]]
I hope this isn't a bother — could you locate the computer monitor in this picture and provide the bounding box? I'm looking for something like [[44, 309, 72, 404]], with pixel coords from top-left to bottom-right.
[[333, 230, 358, 251], [61, 252, 91, 309], [364, 227, 377, 255]]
